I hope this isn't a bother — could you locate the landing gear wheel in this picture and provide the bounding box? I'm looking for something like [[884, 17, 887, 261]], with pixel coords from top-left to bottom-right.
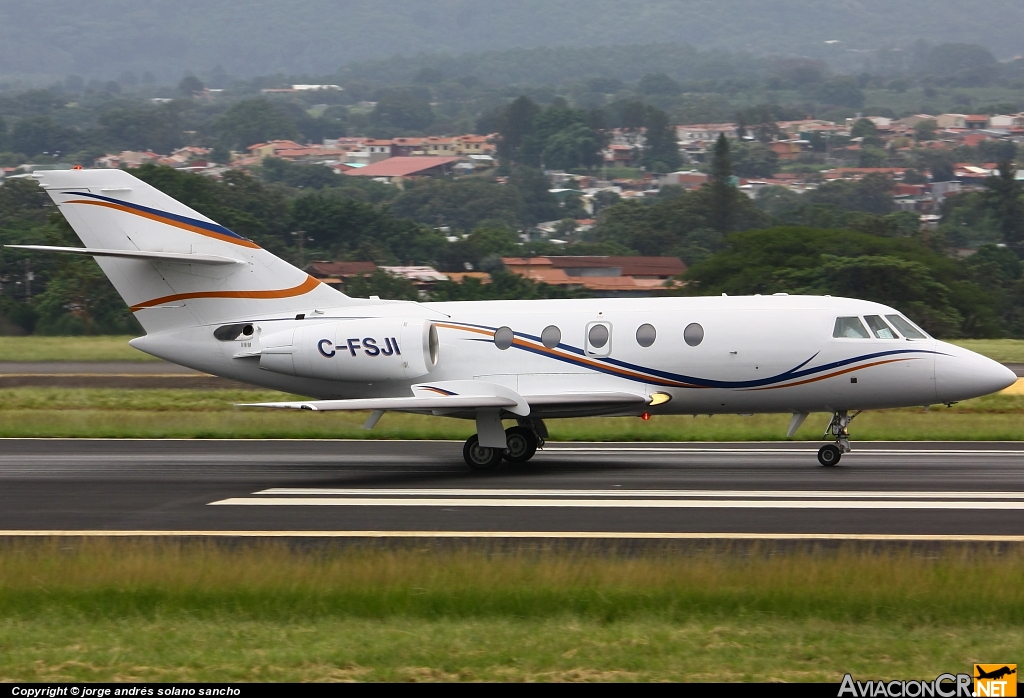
[[503, 426, 538, 464], [463, 434, 504, 471], [818, 444, 842, 467]]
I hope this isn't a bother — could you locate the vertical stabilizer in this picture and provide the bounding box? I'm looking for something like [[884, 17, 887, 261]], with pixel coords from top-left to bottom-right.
[[31, 169, 350, 333]]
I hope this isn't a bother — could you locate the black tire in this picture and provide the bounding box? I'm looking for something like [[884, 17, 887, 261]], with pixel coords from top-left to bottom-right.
[[503, 426, 538, 464], [463, 434, 504, 470], [818, 444, 842, 467]]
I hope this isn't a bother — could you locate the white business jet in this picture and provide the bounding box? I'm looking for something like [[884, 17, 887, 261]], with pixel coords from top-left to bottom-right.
[[9, 169, 1016, 468]]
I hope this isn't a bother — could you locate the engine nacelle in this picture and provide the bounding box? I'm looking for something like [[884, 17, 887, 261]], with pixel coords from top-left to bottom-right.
[[259, 318, 439, 381]]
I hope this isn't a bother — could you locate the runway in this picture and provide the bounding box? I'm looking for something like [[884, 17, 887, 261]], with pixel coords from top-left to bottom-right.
[[2, 439, 1024, 539]]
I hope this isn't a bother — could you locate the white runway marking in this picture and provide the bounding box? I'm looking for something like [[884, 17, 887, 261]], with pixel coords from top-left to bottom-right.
[[212, 496, 1024, 510], [258, 488, 1024, 499]]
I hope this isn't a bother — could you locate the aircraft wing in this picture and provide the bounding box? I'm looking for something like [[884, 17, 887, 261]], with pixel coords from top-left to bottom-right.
[[239, 395, 519, 412], [239, 380, 661, 415]]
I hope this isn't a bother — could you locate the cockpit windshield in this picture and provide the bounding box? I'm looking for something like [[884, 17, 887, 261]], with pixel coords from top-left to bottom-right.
[[864, 315, 898, 339], [884, 314, 928, 339], [833, 317, 870, 338]]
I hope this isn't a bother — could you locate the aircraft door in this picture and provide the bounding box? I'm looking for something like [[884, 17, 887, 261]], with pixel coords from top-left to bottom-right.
[[585, 321, 612, 357]]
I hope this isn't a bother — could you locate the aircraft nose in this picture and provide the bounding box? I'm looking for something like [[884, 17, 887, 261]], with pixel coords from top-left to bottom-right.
[[934, 343, 1017, 403]]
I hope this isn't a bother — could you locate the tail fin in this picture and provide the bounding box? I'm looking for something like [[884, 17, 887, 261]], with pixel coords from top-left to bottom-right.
[[31, 168, 350, 333]]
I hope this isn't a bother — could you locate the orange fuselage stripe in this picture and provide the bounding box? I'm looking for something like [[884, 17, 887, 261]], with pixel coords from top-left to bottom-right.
[[65, 199, 261, 249], [131, 275, 321, 312]]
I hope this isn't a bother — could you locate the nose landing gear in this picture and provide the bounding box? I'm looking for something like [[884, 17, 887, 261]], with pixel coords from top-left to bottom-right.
[[818, 410, 860, 466]]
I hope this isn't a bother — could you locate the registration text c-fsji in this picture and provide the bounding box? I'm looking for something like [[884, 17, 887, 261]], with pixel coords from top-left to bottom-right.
[[839, 674, 973, 698]]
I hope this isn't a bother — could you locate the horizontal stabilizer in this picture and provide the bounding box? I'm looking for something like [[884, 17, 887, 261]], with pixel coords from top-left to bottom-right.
[[5, 245, 245, 266]]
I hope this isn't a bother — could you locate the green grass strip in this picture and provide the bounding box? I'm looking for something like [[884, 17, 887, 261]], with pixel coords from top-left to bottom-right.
[[0, 541, 1022, 681]]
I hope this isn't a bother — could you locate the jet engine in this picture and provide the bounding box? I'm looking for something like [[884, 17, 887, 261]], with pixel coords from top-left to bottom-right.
[[259, 319, 439, 381]]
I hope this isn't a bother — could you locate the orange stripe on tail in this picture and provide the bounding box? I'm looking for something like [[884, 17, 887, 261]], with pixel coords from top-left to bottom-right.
[[131, 275, 321, 312]]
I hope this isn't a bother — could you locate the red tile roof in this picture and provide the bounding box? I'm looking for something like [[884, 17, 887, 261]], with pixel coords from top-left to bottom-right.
[[344, 156, 461, 178]]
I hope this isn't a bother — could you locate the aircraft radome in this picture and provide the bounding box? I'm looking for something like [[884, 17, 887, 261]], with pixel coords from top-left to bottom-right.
[[8, 169, 1016, 468]]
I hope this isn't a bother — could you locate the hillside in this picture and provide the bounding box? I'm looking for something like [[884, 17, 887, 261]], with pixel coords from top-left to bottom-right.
[[3, 0, 1024, 83]]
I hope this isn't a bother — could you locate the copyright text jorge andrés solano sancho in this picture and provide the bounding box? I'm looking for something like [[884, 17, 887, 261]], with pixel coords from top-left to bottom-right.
[[11, 689, 241, 697]]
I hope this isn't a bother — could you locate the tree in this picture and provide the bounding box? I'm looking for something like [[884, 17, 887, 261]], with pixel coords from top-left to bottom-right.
[[984, 159, 1024, 249], [215, 99, 298, 150], [495, 96, 541, 167], [708, 133, 736, 233], [638, 73, 681, 96], [178, 75, 204, 97], [98, 104, 185, 154], [813, 77, 865, 108], [641, 106, 681, 173], [732, 142, 779, 178], [914, 119, 938, 142], [850, 118, 877, 139], [8, 117, 78, 158], [390, 178, 523, 232], [735, 105, 780, 143], [370, 92, 435, 131], [541, 123, 603, 170], [682, 227, 991, 337]]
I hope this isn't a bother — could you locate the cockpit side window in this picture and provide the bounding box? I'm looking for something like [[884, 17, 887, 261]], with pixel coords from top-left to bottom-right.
[[833, 317, 870, 338], [885, 314, 928, 339], [864, 315, 899, 339]]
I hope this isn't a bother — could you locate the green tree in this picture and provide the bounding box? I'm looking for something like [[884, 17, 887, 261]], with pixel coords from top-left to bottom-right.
[[495, 96, 541, 168], [390, 178, 523, 232], [914, 119, 938, 142], [98, 104, 185, 154], [850, 118, 878, 139], [735, 105, 780, 143], [708, 133, 736, 233], [984, 159, 1024, 249], [732, 142, 779, 178], [682, 227, 993, 337], [541, 123, 603, 170], [370, 92, 435, 132], [641, 106, 682, 173], [215, 99, 299, 150], [178, 75, 204, 97]]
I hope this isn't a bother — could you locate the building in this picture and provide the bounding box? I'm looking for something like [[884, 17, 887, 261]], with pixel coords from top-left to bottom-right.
[[305, 261, 377, 287], [343, 156, 461, 184], [936, 114, 968, 130], [501, 256, 686, 296]]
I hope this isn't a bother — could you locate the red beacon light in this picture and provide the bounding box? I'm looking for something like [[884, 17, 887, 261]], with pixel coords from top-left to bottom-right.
[[640, 412, 651, 421]]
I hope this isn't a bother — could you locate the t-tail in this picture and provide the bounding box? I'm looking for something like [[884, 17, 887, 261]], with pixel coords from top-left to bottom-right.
[[17, 168, 349, 335]]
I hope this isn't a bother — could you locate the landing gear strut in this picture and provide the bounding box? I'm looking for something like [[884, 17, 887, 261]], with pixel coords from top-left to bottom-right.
[[818, 410, 859, 466]]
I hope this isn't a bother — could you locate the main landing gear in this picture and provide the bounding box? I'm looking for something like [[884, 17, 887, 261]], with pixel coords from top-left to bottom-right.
[[462, 419, 545, 471], [818, 410, 859, 467]]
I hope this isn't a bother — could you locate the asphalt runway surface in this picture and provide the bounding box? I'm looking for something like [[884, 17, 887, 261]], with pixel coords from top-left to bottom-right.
[[2, 439, 1024, 539]]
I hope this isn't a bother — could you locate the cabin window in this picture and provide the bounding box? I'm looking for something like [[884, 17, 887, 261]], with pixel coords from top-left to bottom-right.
[[493, 326, 514, 350], [636, 323, 656, 347], [885, 314, 928, 339], [683, 322, 704, 347], [541, 325, 561, 349], [588, 324, 609, 348], [864, 315, 898, 339], [833, 317, 870, 338]]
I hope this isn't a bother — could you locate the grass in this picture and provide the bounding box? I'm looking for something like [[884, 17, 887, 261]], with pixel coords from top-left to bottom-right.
[[0, 335, 155, 362], [948, 339, 1024, 363], [2, 336, 1024, 364], [0, 539, 1021, 681], [2, 387, 1024, 440]]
